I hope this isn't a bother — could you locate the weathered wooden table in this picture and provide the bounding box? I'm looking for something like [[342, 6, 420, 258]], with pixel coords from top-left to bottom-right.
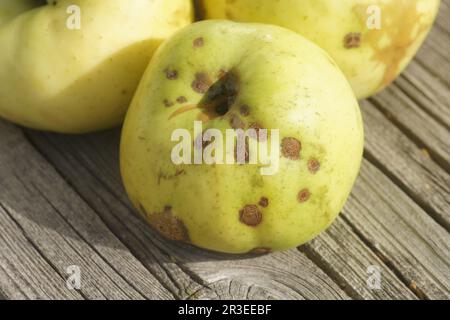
[[0, 4, 449, 301]]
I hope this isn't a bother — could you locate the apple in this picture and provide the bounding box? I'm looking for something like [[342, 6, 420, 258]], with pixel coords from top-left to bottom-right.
[[0, 0, 193, 133], [120, 20, 364, 254], [197, 0, 441, 99]]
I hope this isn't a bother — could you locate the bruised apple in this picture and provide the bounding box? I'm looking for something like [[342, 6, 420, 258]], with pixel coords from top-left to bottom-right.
[[120, 21, 364, 254], [197, 0, 440, 99], [0, 0, 193, 133]]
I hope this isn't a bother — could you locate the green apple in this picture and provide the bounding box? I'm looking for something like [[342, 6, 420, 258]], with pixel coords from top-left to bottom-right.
[[120, 20, 364, 254], [0, 0, 193, 133], [197, 0, 440, 99]]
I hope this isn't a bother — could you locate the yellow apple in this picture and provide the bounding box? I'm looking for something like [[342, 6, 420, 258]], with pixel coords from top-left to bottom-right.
[[197, 0, 440, 99], [0, 0, 193, 133], [120, 20, 364, 254]]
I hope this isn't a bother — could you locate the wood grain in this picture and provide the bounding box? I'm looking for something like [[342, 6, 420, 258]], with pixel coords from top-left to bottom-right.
[[343, 160, 450, 299], [361, 101, 450, 230], [0, 121, 172, 299]]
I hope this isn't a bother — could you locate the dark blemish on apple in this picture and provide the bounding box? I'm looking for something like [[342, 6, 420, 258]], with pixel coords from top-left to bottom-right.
[[308, 158, 321, 174], [229, 113, 245, 129], [249, 247, 272, 254], [176, 96, 187, 104], [196, 71, 239, 120], [281, 137, 301, 160], [239, 105, 250, 117], [192, 72, 212, 94], [297, 188, 311, 203], [164, 99, 174, 107], [258, 197, 269, 208], [165, 68, 178, 80], [239, 204, 262, 227], [149, 206, 190, 242], [344, 33, 362, 49], [193, 37, 204, 48]]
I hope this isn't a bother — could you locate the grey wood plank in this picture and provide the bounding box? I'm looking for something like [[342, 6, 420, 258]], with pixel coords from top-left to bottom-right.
[[361, 100, 450, 230], [436, 0, 450, 32], [0, 120, 172, 300], [25, 127, 353, 300], [0, 204, 82, 300], [301, 218, 417, 300], [415, 0, 450, 86], [343, 160, 450, 299], [399, 63, 450, 130], [369, 86, 450, 171], [25, 127, 416, 300]]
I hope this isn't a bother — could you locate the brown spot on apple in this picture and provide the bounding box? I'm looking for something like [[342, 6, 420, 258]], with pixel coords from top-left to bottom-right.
[[239, 204, 262, 227], [176, 96, 187, 104], [258, 197, 269, 208], [239, 105, 250, 117], [193, 37, 204, 48], [281, 137, 301, 160], [308, 158, 321, 174], [297, 189, 311, 203], [163, 99, 174, 107], [165, 68, 178, 80], [192, 72, 213, 94], [344, 33, 361, 48], [149, 206, 190, 242]]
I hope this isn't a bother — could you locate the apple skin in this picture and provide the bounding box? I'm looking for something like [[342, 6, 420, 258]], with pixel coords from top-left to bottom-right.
[[0, 0, 193, 133], [120, 20, 364, 254], [197, 0, 440, 99]]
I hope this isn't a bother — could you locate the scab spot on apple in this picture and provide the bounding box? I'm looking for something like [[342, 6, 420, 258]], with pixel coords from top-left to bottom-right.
[[344, 33, 362, 49], [249, 247, 272, 255], [176, 96, 187, 104], [163, 99, 174, 107], [149, 206, 190, 242], [239, 105, 250, 117], [165, 68, 178, 80], [239, 204, 262, 227], [258, 197, 269, 208], [193, 37, 204, 48], [308, 158, 321, 174], [192, 72, 213, 94], [297, 189, 311, 203], [281, 137, 301, 160]]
